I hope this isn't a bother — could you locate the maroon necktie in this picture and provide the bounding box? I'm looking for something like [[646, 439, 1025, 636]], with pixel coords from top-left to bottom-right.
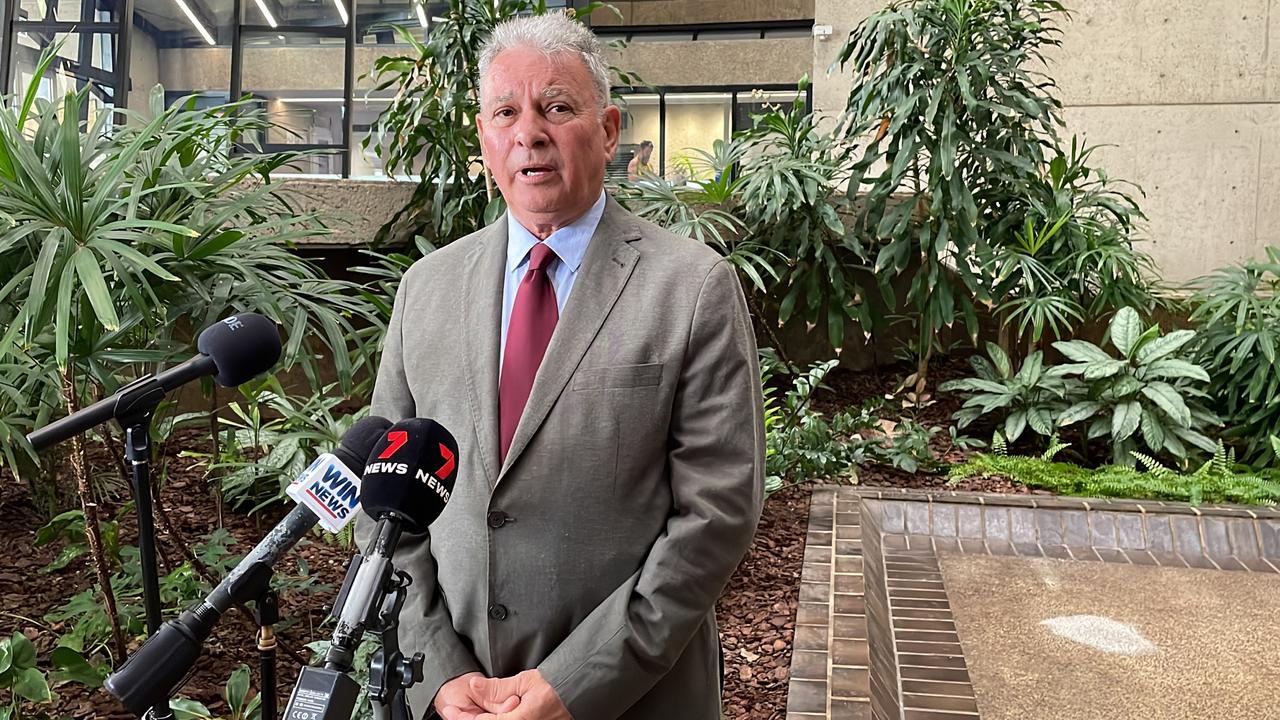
[[499, 241, 559, 463]]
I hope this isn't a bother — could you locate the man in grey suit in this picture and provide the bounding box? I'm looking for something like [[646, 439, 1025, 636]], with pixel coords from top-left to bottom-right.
[[365, 12, 764, 720]]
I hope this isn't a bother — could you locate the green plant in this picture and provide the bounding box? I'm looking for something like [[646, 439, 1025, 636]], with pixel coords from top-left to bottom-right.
[[834, 0, 1070, 388], [762, 352, 864, 493], [1050, 307, 1219, 465], [940, 342, 1074, 443], [734, 90, 868, 349], [33, 509, 122, 573], [364, 1, 635, 247], [194, 376, 371, 513], [1191, 247, 1280, 466], [983, 139, 1159, 355], [952, 435, 1280, 506], [302, 638, 380, 720], [169, 664, 262, 720], [0, 632, 53, 720]]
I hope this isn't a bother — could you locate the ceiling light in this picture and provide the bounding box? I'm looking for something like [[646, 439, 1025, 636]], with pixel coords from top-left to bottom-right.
[[173, 0, 215, 45], [332, 0, 348, 25], [415, 3, 428, 27], [253, 0, 278, 27]]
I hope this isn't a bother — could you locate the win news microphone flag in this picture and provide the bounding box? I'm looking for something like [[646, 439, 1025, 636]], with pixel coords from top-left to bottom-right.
[[283, 419, 459, 720], [104, 416, 392, 716]]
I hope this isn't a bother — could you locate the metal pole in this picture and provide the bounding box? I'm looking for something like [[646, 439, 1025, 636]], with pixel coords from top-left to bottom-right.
[[114, 0, 134, 112], [341, 0, 354, 177], [123, 422, 175, 720]]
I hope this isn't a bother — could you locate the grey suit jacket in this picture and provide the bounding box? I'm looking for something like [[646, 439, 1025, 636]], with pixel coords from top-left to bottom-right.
[[361, 195, 765, 720]]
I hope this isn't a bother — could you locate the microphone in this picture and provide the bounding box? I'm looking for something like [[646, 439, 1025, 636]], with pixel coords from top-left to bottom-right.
[[27, 313, 283, 451], [325, 418, 458, 666], [284, 419, 457, 720], [104, 415, 391, 716]]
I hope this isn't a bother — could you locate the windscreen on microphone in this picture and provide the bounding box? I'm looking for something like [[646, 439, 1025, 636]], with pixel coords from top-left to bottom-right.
[[360, 418, 459, 532], [332, 415, 394, 472], [196, 312, 283, 387]]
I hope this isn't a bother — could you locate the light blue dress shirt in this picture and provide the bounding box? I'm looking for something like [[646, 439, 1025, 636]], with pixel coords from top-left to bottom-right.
[[500, 189, 607, 368]]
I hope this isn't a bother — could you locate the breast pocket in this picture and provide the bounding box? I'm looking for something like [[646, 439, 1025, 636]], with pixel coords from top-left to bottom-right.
[[571, 362, 664, 391]]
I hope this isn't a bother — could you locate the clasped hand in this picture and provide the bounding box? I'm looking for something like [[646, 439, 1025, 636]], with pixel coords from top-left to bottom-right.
[[434, 669, 571, 720]]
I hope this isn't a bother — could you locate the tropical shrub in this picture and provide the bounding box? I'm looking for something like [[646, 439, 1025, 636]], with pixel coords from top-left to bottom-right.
[[1050, 307, 1218, 464], [1191, 247, 1280, 466]]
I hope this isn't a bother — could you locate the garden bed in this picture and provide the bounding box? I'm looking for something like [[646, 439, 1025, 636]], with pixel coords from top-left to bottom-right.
[[0, 355, 1035, 720]]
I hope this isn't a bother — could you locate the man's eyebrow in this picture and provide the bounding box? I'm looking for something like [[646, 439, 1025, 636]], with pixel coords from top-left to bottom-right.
[[494, 91, 515, 104], [541, 87, 570, 99]]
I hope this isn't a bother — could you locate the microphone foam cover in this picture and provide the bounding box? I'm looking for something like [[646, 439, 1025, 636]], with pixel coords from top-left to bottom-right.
[[196, 312, 283, 387], [331, 415, 393, 474], [361, 418, 459, 532]]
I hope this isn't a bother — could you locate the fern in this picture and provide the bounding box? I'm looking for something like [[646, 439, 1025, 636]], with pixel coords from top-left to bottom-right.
[[951, 441, 1280, 506]]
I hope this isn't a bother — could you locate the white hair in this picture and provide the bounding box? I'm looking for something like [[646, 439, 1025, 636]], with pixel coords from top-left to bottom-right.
[[478, 13, 611, 108]]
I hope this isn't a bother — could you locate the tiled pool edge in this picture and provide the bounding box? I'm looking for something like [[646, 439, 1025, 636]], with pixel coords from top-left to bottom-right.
[[785, 486, 1280, 720]]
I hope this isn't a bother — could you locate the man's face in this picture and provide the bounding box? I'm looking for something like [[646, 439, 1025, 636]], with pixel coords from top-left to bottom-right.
[[477, 47, 621, 233]]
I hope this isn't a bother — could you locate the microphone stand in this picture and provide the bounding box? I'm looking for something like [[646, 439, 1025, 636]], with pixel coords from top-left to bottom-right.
[[118, 395, 174, 720], [366, 572, 420, 720]]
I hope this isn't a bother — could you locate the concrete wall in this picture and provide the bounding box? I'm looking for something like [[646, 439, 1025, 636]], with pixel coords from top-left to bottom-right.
[[813, 0, 1280, 283], [607, 37, 812, 88], [127, 26, 161, 114], [590, 0, 814, 25], [277, 178, 417, 246]]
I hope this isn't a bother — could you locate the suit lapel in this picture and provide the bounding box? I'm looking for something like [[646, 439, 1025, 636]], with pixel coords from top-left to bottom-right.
[[462, 218, 507, 490], [497, 198, 641, 484]]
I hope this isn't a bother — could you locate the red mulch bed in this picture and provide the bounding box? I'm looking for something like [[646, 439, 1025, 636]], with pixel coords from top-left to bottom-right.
[[1, 354, 1023, 720]]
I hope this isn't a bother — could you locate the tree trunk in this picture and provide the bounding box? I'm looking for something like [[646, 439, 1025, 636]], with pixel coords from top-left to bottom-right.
[[61, 367, 128, 661]]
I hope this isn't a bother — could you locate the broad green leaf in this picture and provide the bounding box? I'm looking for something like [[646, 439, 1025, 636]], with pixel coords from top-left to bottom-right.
[[170, 698, 215, 719], [188, 229, 245, 261], [1134, 330, 1197, 365], [1082, 360, 1125, 381], [1144, 358, 1210, 383], [0, 638, 11, 674], [1113, 401, 1141, 441], [1141, 382, 1192, 427], [1005, 410, 1027, 442], [1110, 307, 1142, 356], [13, 666, 50, 702], [49, 646, 104, 688], [1027, 407, 1053, 436], [1058, 401, 1101, 426], [10, 633, 35, 669], [1053, 340, 1113, 364], [1140, 409, 1165, 451], [1013, 351, 1043, 386], [226, 664, 251, 714]]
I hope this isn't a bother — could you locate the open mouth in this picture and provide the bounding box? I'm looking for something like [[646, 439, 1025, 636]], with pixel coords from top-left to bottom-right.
[[519, 165, 555, 177]]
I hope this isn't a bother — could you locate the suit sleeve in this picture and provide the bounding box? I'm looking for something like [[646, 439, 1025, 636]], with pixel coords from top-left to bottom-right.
[[537, 259, 766, 719], [360, 271, 482, 707]]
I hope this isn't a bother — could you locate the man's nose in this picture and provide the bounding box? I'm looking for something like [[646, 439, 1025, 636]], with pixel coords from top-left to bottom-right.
[[513, 111, 550, 148]]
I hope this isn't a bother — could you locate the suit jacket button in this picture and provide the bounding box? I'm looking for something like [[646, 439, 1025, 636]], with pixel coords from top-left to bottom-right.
[[488, 603, 508, 621], [487, 511, 510, 528]]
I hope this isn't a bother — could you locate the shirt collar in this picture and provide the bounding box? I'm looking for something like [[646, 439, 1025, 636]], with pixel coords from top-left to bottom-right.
[[505, 189, 607, 274]]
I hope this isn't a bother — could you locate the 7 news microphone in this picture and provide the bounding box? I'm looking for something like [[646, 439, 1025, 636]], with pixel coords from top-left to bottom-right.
[[104, 415, 393, 716], [283, 418, 459, 720]]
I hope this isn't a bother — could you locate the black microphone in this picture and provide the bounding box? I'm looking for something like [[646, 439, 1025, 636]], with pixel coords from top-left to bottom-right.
[[327, 418, 458, 664], [27, 313, 283, 451], [283, 419, 458, 720], [104, 416, 391, 716]]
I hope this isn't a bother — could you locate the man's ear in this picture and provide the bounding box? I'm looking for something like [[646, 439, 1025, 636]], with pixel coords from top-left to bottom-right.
[[601, 105, 622, 162]]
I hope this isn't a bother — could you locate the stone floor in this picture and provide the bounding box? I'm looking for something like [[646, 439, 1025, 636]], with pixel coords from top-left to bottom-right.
[[787, 486, 1280, 719]]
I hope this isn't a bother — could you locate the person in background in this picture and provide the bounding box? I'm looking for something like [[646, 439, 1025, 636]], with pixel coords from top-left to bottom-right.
[[626, 139, 654, 181]]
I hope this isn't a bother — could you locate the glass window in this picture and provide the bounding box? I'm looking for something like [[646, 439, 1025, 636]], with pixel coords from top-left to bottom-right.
[[131, 0, 234, 117], [733, 89, 803, 133], [18, 0, 117, 24], [241, 32, 346, 148], [614, 92, 659, 182], [272, 0, 350, 27], [662, 92, 730, 183], [12, 31, 117, 116]]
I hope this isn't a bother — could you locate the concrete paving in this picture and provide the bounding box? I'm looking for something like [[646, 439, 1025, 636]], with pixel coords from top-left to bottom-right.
[[939, 553, 1280, 720]]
